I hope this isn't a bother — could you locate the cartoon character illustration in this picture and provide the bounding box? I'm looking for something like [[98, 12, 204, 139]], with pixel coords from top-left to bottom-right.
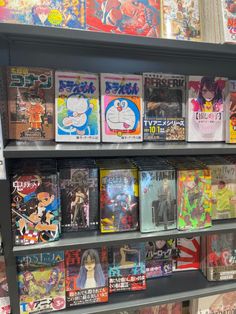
[[118, 245, 139, 268], [19, 271, 43, 297], [45, 268, 60, 294], [71, 188, 87, 226]]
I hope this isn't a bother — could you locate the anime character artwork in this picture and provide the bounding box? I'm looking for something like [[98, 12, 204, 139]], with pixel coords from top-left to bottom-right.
[[65, 248, 108, 307], [109, 243, 146, 293], [17, 252, 65, 313], [101, 73, 143, 142], [7, 67, 54, 141], [222, 0, 236, 43], [11, 173, 60, 245], [187, 76, 228, 142], [56, 71, 100, 142], [226, 80, 236, 143], [87, 0, 161, 38], [0, 256, 10, 314]]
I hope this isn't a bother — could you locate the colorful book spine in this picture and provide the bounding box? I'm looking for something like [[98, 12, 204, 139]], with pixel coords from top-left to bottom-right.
[[226, 80, 236, 143], [221, 0, 236, 43]]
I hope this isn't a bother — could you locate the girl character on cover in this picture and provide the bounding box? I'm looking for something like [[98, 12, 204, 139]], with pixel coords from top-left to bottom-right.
[[76, 249, 105, 289]]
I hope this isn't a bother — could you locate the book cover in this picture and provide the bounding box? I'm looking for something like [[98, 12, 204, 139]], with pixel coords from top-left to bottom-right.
[[17, 251, 65, 313], [7, 67, 54, 141], [55, 71, 100, 142], [100, 73, 143, 142], [139, 303, 182, 314], [0, 256, 10, 314], [187, 76, 228, 142], [226, 80, 236, 143], [65, 247, 108, 307], [109, 243, 146, 293], [143, 73, 185, 141], [221, 0, 236, 43], [86, 0, 161, 38], [162, 0, 201, 41]]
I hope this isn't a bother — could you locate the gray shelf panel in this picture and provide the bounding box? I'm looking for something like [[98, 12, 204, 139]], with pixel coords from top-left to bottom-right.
[[4, 141, 236, 158], [13, 220, 236, 256], [57, 272, 236, 314]]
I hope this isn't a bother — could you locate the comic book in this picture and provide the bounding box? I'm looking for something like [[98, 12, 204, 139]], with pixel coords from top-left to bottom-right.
[[173, 237, 200, 271], [17, 251, 65, 313], [226, 80, 236, 143], [206, 232, 236, 281], [0, 0, 86, 30], [0, 256, 10, 314], [0, 68, 7, 178], [100, 73, 143, 142], [187, 76, 228, 142], [59, 163, 99, 232], [162, 0, 202, 41], [65, 247, 108, 307], [100, 165, 139, 233], [143, 73, 185, 141], [108, 243, 146, 293], [145, 240, 174, 279], [7, 66, 54, 141], [55, 71, 100, 142], [221, 0, 236, 44], [86, 0, 161, 38], [138, 303, 182, 314]]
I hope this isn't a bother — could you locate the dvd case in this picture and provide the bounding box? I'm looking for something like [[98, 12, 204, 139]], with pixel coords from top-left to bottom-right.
[[55, 71, 100, 142], [109, 243, 146, 293], [226, 80, 236, 143], [65, 247, 108, 307], [0, 256, 10, 314], [7, 67, 54, 141], [143, 73, 185, 141], [100, 73, 143, 142], [221, 0, 236, 44]]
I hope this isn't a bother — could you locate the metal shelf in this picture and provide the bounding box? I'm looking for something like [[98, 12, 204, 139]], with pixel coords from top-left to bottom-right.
[[13, 220, 236, 255]]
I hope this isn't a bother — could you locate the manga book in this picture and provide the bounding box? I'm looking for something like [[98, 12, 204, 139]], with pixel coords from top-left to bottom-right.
[[206, 232, 236, 281], [108, 243, 146, 293], [100, 73, 143, 142], [226, 80, 236, 143], [173, 237, 200, 271], [138, 303, 182, 314], [145, 240, 174, 278], [177, 165, 212, 230], [162, 0, 201, 41], [7, 67, 54, 141], [86, 0, 161, 38], [65, 247, 108, 307], [59, 164, 99, 232], [143, 73, 185, 141], [0, 68, 8, 142], [0, 115, 6, 180], [221, 0, 236, 43], [187, 76, 228, 142], [11, 171, 61, 245], [55, 71, 100, 142], [139, 167, 177, 233], [0, 0, 86, 30], [0, 256, 10, 314], [17, 251, 66, 313], [100, 166, 139, 233]]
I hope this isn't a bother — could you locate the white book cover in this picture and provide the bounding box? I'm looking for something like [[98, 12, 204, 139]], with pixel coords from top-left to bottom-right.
[[101, 73, 143, 143], [55, 71, 100, 142], [221, 0, 236, 43]]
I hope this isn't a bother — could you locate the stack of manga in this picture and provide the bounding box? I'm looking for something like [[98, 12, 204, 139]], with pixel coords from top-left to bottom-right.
[[55, 71, 100, 142], [146, 240, 174, 279], [65, 247, 108, 307], [10, 160, 61, 246], [0, 233, 10, 314], [186, 76, 229, 142], [59, 159, 99, 232], [108, 243, 146, 293], [226, 80, 236, 143], [7, 66, 55, 141], [17, 251, 66, 314], [143, 73, 185, 141], [99, 159, 139, 233], [100, 73, 143, 142]]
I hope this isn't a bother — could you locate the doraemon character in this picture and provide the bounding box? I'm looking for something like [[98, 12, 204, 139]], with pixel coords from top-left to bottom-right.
[[105, 98, 140, 134], [63, 95, 93, 135]]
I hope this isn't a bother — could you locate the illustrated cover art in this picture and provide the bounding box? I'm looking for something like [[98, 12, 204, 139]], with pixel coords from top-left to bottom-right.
[[0, 0, 86, 30], [206, 232, 236, 281], [100, 168, 139, 233], [55, 71, 100, 142], [7, 67, 54, 141], [59, 167, 98, 231], [101, 73, 143, 142], [139, 169, 176, 232], [187, 76, 228, 142], [162, 0, 201, 41], [145, 240, 174, 279], [11, 173, 60, 245], [177, 168, 212, 230], [0, 256, 10, 314], [226, 80, 236, 143], [109, 243, 146, 293], [221, 0, 236, 43], [17, 251, 65, 314], [138, 303, 182, 314], [65, 247, 108, 307], [173, 237, 200, 271], [143, 73, 185, 141], [87, 0, 161, 38]]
